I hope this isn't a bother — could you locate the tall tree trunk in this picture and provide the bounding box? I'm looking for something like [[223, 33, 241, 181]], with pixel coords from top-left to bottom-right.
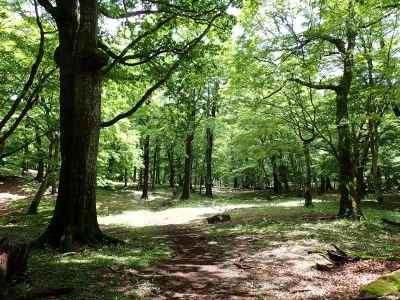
[[151, 144, 159, 189], [336, 7, 361, 220], [167, 146, 176, 195], [205, 127, 213, 197], [156, 146, 161, 185], [337, 90, 361, 219], [233, 177, 239, 189], [204, 87, 216, 198], [356, 139, 369, 200], [28, 132, 59, 214], [369, 119, 383, 205], [141, 136, 150, 200], [181, 133, 194, 200], [259, 159, 269, 189], [280, 165, 290, 193], [133, 167, 137, 183], [271, 155, 281, 193], [303, 141, 313, 207], [124, 167, 128, 188], [34, 128, 44, 182], [320, 176, 326, 194], [21, 145, 29, 176], [137, 168, 143, 191], [36, 1, 109, 246]]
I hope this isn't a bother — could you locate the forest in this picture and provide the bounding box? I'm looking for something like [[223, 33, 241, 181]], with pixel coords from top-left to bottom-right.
[[0, 0, 400, 299]]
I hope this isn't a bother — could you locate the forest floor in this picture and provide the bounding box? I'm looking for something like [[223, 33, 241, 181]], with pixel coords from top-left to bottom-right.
[[1, 176, 400, 299]]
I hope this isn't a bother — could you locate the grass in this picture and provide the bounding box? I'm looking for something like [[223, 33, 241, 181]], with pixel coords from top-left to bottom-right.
[[1, 179, 400, 299], [206, 198, 400, 259]]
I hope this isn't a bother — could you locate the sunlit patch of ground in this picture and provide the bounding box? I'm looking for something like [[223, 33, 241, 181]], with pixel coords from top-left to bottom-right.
[[270, 198, 323, 207], [247, 240, 400, 299], [98, 204, 260, 227]]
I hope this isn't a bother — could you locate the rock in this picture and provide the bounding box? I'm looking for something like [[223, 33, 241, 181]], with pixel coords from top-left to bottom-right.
[[359, 270, 400, 299]]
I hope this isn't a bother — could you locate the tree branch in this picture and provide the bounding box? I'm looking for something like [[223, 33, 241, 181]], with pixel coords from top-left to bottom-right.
[[304, 32, 346, 53], [0, 0, 46, 132], [291, 78, 339, 91], [101, 16, 176, 74], [101, 13, 221, 128]]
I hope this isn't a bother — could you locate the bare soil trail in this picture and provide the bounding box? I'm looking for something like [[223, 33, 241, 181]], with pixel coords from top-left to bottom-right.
[[134, 222, 399, 300]]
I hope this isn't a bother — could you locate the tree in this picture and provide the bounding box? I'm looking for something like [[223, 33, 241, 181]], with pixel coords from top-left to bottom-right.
[[35, 0, 237, 246]]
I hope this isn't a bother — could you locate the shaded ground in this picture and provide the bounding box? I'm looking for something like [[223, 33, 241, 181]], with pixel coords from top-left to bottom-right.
[[130, 222, 400, 300], [0, 177, 400, 299]]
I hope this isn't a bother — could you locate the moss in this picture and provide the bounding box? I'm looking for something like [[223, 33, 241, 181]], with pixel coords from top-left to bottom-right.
[[360, 270, 400, 297]]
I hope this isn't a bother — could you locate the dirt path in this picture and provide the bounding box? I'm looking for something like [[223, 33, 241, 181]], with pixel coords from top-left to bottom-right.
[[133, 224, 399, 300], [0, 177, 28, 217]]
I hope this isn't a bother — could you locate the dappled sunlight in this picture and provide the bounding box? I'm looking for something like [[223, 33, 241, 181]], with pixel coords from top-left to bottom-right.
[[0, 191, 26, 202], [98, 204, 260, 227], [269, 198, 323, 207]]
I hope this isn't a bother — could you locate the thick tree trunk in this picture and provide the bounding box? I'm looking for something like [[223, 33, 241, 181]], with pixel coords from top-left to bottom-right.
[[336, 14, 361, 220], [181, 133, 194, 200], [36, 1, 109, 246], [303, 142, 313, 207], [141, 136, 150, 200], [337, 90, 361, 220]]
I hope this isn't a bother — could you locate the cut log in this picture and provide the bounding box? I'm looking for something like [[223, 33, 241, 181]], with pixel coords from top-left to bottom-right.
[[207, 214, 231, 224]]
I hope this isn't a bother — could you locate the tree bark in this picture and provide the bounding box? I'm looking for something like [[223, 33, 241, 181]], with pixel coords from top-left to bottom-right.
[[28, 132, 59, 214], [181, 133, 194, 200], [151, 143, 159, 189], [167, 146, 176, 195], [141, 136, 150, 200], [205, 127, 213, 197], [336, 89, 361, 219], [34, 130, 44, 182], [303, 141, 313, 207], [36, 0, 109, 246], [369, 118, 383, 205], [271, 155, 282, 193], [133, 167, 137, 182], [124, 167, 128, 188]]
